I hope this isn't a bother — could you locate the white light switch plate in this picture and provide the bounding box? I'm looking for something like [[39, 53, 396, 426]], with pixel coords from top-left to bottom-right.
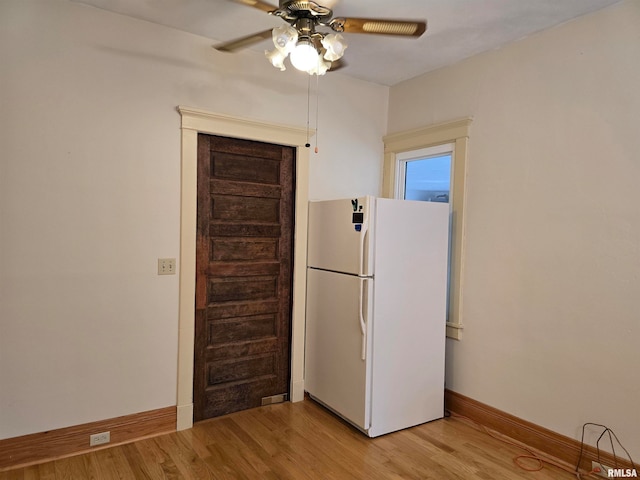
[[158, 258, 176, 275]]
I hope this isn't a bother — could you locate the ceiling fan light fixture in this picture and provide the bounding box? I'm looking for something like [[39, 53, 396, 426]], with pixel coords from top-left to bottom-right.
[[308, 55, 331, 76], [272, 25, 298, 53], [216, 1, 429, 77], [289, 39, 319, 73], [321, 33, 347, 61], [265, 47, 288, 71]]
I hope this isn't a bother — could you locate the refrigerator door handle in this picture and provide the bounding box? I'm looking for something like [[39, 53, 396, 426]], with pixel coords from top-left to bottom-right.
[[359, 278, 367, 361], [358, 221, 369, 277]]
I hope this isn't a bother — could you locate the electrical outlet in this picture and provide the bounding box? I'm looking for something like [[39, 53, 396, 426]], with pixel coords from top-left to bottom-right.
[[593, 461, 614, 478], [592, 461, 607, 478], [89, 431, 110, 447], [592, 461, 614, 478], [158, 258, 176, 275]]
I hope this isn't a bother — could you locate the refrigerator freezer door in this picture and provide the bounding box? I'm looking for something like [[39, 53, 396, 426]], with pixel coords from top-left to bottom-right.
[[368, 199, 449, 437], [304, 268, 373, 431], [307, 196, 373, 276]]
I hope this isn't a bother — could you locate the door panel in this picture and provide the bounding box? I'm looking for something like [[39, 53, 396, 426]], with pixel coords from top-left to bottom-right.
[[305, 268, 371, 431], [212, 195, 280, 222], [194, 134, 295, 421]]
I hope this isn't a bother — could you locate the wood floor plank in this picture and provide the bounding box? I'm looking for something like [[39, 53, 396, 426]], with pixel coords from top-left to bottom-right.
[[126, 438, 172, 480], [21, 466, 39, 480], [222, 412, 307, 480], [245, 415, 347, 480], [216, 419, 284, 479], [79, 452, 105, 480], [33, 464, 54, 480], [210, 417, 285, 480], [172, 431, 219, 480], [118, 443, 154, 480], [2, 399, 588, 479], [291, 402, 394, 479], [0, 469, 23, 480], [88, 449, 124, 480], [153, 433, 212, 480], [53, 455, 88, 480]]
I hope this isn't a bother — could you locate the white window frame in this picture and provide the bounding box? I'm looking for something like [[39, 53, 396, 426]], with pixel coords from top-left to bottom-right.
[[396, 143, 454, 201], [382, 119, 471, 340]]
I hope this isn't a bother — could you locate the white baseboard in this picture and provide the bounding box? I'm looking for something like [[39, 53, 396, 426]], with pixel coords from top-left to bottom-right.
[[176, 403, 193, 431], [291, 380, 305, 402]]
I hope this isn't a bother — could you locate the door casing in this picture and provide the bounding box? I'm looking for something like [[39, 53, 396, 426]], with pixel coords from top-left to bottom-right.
[[176, 107, 311, 430]]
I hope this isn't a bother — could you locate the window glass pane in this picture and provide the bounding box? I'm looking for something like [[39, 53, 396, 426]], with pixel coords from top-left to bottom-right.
[[404, 154, 451, 203]]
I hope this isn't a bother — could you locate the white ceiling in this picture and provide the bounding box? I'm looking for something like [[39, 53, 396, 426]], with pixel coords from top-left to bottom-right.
[[70, 0, 621, 86]]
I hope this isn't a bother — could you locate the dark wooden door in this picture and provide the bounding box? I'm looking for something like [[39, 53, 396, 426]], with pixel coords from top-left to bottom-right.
[[194, 134, 295, 421]]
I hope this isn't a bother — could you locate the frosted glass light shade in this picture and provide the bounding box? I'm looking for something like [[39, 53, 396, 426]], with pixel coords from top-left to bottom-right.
[[265, 48, 287, 71], [272, 25, 298, 54], [290, 40, 319, 72], [308, 56, 331, 76], [322, 33, 347, 61]]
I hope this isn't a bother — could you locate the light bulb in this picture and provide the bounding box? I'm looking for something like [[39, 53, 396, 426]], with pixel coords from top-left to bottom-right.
[[290, 40, 319, 73]]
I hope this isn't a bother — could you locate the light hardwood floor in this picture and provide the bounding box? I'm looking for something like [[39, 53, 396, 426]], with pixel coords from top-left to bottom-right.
[[1, 399, 583, 479]]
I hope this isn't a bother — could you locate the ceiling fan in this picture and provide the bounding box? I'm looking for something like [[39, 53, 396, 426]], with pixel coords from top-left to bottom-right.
[[214, 0, 427, 75]]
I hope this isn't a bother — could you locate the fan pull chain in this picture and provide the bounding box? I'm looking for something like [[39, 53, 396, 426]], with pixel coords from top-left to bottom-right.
[[314, 72, 320, 154], [305, 73, 311, 148], [304, 64, 321, 153]]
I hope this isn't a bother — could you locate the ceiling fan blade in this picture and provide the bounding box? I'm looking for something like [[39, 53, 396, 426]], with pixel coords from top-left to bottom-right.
[[332, 18, 427, 37], [214, 29, 274, 52], [231, 0, 278, 14]]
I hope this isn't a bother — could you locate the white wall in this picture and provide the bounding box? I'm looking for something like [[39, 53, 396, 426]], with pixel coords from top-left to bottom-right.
[[389, 0, 639, 458], [0, 0, 387, 439]]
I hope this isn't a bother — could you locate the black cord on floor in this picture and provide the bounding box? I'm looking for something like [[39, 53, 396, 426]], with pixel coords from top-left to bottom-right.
[[575, 423, 636, 477]]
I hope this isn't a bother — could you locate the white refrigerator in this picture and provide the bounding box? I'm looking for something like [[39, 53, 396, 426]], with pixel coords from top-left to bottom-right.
[[305, 196, 449, 437]]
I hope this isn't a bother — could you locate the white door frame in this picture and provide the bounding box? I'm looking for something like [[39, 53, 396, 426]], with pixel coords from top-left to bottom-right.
[[175, 106, 310, 430]]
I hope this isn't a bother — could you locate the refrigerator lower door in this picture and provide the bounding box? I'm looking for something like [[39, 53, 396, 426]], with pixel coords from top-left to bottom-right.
[[305, 268, 372, 432]]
